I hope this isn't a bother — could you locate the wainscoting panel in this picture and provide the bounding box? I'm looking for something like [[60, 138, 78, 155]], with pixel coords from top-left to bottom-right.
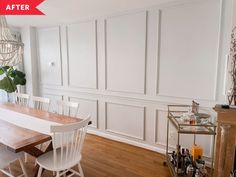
[[105, 102, 145, 140], [157, 0, 221, 100], [69, 97, 98, 128], [67, 21, 97, 89], [105, 11, 147, 94], [155, 110, 169, 146], [37, 27, 62, 86]]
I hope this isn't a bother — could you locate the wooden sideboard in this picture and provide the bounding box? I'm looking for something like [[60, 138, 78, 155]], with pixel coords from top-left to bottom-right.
[[214, 105, 236, 177]]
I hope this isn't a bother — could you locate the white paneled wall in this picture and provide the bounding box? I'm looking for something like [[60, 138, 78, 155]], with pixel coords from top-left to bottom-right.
[[34, 0, 232, 159], [158, 0, 221, 100], [43, 93, 63, 112], [69, 97, 98, 128], [105, 12, 147, 94], [105, 102, 145, 140], [67, 21, 97, 89], [37, 27, 62, 86]]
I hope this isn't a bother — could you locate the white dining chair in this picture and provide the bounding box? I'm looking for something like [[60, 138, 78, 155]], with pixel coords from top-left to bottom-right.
[[14, 93, 30, 107], [0, 146, 28, 177], [14, 92, 31, 163], [57, 100, 79, 117], [32, 96, 50, 111], [36, 116, 91, 177], [30, 96, 51, 164]]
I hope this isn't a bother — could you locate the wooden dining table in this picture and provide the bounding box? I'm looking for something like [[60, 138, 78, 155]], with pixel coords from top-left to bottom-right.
[[0, 103, 85, 177]]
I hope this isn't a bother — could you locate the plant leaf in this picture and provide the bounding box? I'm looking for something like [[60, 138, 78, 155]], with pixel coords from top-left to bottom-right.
[[0, 66, 10, 75], [9, 70, 16, 78], [0, 68, 5, 75], [13, 75, 26, 85], [15, 70, 26, 78], [2, 66, 10, 70], [0, 77, 17, 93], [0, 66, 26, 93]]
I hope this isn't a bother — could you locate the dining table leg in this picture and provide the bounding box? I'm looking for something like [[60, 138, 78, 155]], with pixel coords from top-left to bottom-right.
[[24, 142, 53, 177]]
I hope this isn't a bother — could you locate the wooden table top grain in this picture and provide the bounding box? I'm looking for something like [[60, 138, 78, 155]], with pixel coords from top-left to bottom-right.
[[0, 103, 82, 153]]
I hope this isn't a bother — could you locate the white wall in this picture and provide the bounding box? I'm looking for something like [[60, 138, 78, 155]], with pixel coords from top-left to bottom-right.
[[32, 0, 233, 159], [233, 0, 236, 27], [21, 26, 39, 96]]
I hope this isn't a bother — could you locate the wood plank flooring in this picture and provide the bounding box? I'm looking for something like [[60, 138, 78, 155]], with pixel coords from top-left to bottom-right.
[[0, 134, 171, 177]]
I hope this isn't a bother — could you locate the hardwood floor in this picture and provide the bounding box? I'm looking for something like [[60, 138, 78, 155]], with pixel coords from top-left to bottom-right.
[[1, 134, 171, 177]]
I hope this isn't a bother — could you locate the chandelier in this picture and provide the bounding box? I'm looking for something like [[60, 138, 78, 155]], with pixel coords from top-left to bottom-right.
[[0, 15, 24, 66]]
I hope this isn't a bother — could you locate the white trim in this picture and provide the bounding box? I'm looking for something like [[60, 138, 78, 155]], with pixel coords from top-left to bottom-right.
[[214, 0, 224, 101], [37, 26, 63, 87], [66, 20, 98, 90], [156, 9, 161, 95], [41, 86, 220, 108], [104, 11, 147, 95], [87, 128, 165, 154], [155, 0, 223, 101], [104, 102, 146, 140]]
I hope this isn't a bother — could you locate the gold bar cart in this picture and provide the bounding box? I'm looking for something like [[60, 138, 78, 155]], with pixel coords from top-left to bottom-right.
[[165, 104, 216, 177]]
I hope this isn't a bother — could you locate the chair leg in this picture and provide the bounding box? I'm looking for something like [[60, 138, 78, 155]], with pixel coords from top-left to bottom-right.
[[19, 158, 28, 177], [24, 153, 28, 163], [37, 166, 43, 177], [78, 163, 84, 177], [34, 144, 43, 167], [56, 171, 60, 177], [1, 169, 14, 177], [39, 144, 43, 150], [8, 163, 13, 175]]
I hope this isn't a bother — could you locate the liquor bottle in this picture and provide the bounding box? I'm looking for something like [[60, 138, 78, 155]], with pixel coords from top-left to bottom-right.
[[190, 155, 194, 164], [171, 151, 176, 166], [184, 148, 191, 173], [186, 164, 194, 177], [175, 156, 183, 174], [195, 169, 200, 177], [192, 145, 203, 161], [182, 148, 185, 158], [196, 155, 205, 164], [181, 148, 186, 173], [184, 155, 191, 171], [176, 145, 181, 154], [200, 165, 208, 177], [186, 148, 191, 160], [175, 145, 183, 174]]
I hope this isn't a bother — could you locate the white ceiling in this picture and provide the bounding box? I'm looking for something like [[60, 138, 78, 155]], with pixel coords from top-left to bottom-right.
[[6, 0, 176, 27]]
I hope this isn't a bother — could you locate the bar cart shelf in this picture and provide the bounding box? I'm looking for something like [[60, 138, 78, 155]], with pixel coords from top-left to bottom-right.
[[165, 104, 216, 177]]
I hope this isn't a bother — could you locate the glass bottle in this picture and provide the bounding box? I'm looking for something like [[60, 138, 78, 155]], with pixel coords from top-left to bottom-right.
[[186, 164, 194, 177], [195, 169, 200, 177]]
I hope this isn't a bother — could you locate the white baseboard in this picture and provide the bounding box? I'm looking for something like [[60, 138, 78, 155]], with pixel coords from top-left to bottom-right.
[[88, 128, 166, 154]]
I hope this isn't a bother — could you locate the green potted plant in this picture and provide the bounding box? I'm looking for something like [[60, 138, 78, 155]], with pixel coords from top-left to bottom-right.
[[0, 66, 26, 101]]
